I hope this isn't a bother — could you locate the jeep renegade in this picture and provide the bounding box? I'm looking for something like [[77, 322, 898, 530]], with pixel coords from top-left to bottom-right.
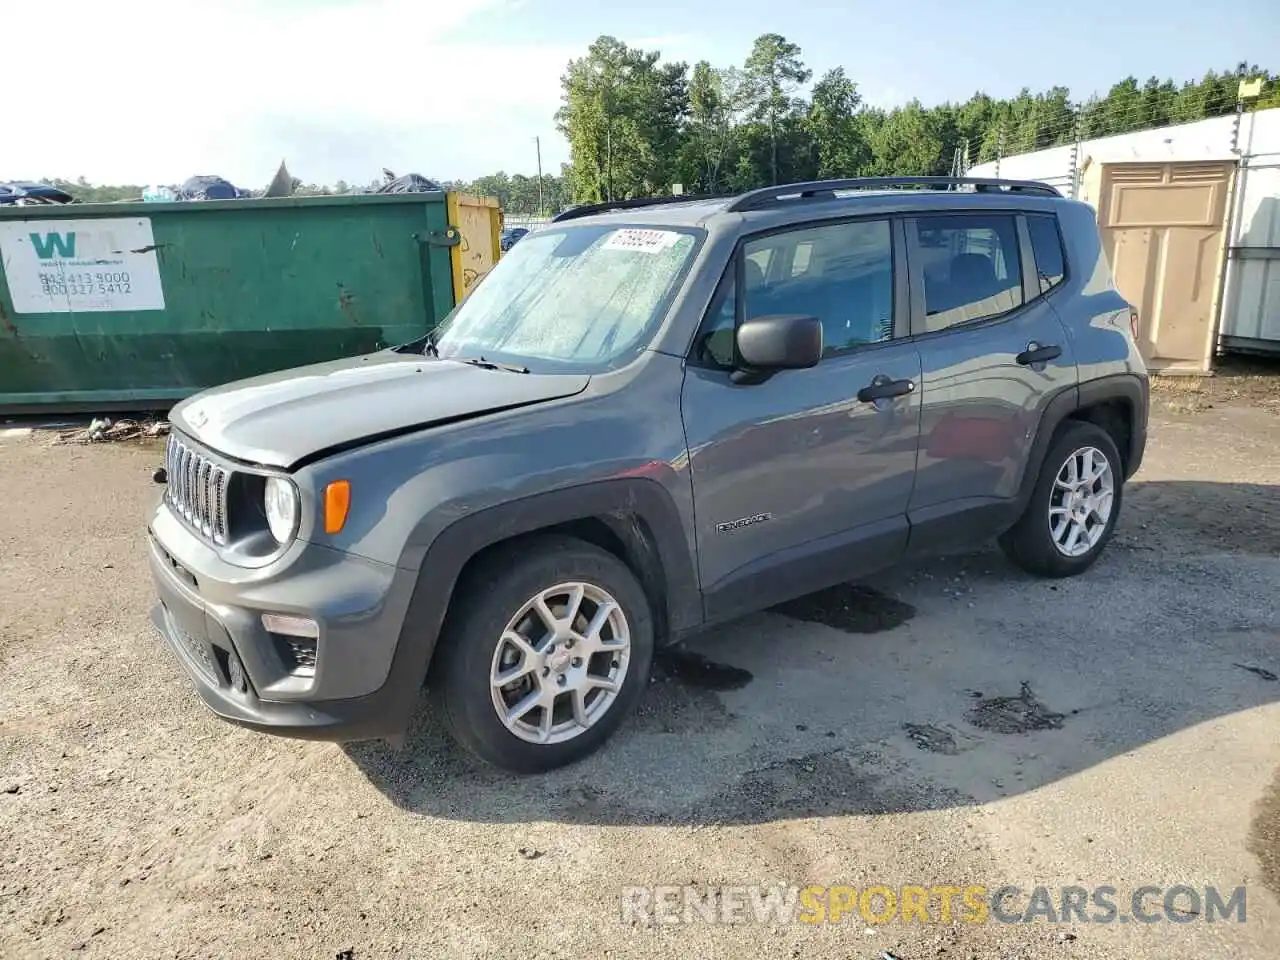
[[147, 176, 1149, 773]]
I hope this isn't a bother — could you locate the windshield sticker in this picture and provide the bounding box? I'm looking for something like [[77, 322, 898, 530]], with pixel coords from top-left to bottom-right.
[[602, 229, 682, 254]]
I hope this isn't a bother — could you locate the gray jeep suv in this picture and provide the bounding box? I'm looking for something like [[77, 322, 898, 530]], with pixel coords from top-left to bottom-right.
[[147, 176, 1149, 773]]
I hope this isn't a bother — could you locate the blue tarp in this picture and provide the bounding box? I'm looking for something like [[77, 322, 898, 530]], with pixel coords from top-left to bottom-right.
[[0, 181, 74, 204], [176, 175, 241, 200]]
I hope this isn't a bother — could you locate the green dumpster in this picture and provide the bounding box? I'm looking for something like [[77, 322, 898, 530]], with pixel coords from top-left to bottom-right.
[[0, 191, 502, 414]]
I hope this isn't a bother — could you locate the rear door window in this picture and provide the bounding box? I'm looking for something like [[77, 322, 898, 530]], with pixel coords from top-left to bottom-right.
[[914, 214, 1024, 333]]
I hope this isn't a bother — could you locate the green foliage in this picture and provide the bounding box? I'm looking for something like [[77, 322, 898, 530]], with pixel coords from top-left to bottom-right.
[[34, 172, 571, 218], [808, 68, 866, 180], [742, 33, 813, 184], [556, 36, 1280, 203], [42, 177, 145, 203], [462, 171, 568, 216], [554, 35, 690, 203], [34, 53, 1280, 216]]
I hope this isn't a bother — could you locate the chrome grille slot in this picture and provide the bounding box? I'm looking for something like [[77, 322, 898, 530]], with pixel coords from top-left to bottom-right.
[[164, 435, 233, 545]]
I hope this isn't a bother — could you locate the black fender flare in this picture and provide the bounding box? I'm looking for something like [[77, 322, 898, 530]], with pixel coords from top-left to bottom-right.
[[394, 478, 702, 689], [1013, 384, 1080, 514], [1078, 372, 1149, 480], [1014, 372, 1149, 512]]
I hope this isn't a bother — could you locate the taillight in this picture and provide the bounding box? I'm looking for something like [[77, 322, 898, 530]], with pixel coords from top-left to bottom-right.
[[1128, 308, 1140, 340]]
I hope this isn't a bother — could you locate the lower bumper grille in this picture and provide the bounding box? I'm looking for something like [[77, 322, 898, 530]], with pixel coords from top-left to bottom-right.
[[164, 606, 218, 682], [274, 636, 318, 678]]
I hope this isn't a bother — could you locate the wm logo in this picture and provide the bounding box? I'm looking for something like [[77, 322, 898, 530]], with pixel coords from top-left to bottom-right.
[[30, 231, 77, 259], [27, 228, 121, 261]]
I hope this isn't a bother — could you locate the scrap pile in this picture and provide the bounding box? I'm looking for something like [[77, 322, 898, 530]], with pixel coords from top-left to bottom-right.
[[51, 418, 170, 445]]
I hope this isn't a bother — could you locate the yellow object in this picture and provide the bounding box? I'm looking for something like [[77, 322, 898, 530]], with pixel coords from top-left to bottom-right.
[[1239, 77, 1263, 99], [445, 192, 502, 304], [324, 480, 351, 534]]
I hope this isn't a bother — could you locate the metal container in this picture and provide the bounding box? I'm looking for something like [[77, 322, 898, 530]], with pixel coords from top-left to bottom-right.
[[0, 191, 500, 413]]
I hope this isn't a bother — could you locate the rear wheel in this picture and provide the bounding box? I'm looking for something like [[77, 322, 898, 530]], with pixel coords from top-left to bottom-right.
[[433, 536, 654, 773], [999, 421, 1124, 578]]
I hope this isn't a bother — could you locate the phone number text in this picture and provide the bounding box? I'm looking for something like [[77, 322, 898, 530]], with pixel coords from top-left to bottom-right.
[[39, 271, 133, 297]]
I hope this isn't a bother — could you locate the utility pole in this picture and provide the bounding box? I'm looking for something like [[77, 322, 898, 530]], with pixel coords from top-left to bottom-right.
[[1068, 105, 1082, 199], [770, 112, 778, 186], [534, 136, 544, 218]]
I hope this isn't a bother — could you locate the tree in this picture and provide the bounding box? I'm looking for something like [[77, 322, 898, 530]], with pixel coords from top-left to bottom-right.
[[676, 63, 752, 193], [34, 50, 1280, 213], [807, 67, 867, 178], [556, 35, 691, 203], [866, 101, 946, 176], [742, 33, 812, 184]]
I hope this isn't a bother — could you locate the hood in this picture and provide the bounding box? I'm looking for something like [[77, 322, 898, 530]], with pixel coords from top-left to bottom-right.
[[171, 351, 591, 468]]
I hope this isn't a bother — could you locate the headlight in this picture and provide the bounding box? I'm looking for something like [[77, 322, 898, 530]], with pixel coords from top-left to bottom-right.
[[264, 477, 300, 544]]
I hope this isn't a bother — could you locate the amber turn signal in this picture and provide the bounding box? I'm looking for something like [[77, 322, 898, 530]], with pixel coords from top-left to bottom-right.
[[324, 480, 351, 534]]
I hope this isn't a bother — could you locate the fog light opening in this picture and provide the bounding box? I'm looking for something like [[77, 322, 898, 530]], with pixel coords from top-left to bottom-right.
[[262, 613, 319, 679], [261, 613, 319, 638]]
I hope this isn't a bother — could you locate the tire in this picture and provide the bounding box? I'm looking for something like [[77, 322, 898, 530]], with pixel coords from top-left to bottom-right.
[[432, 535, 655, 773], [998, 421, 1124, 578]]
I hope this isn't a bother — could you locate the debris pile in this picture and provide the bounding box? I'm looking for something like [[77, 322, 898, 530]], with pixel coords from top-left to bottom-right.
[[51, 418, 170, 445]]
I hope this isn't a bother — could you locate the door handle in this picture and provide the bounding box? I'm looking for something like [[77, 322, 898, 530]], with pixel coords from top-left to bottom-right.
[[1016, 343, 1062, 366], [857, 376, 915, 403]]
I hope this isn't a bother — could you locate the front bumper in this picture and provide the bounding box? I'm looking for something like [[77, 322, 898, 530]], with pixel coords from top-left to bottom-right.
[[147, 511, 423, 742]]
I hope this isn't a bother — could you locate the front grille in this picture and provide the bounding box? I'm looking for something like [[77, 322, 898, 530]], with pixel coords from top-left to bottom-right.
[[165, 435, 232, 544]]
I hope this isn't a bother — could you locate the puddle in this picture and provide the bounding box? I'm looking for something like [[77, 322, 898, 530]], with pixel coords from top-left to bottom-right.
[[903, 723, 960, 755], [771, 584, 916, 634], [965, 682, 1065, 734], [697, 747, 970, 821], [653, 649, 753, 691]]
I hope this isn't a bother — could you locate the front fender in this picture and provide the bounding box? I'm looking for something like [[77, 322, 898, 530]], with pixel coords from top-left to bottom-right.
[[393, 477, 703, 689]]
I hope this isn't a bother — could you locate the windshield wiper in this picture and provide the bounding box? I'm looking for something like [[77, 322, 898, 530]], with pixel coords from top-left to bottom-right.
[[393, 330, 439, 357], [454, 355, 529, 374]]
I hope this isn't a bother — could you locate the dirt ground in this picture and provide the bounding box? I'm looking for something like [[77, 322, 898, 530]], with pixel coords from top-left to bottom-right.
[[2, 370, 1278, 960]]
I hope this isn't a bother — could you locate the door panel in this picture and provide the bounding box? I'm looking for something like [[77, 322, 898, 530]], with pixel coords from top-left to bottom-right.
[[681, 216, 922, 618], [906, 214, 1078, 524], [684, 347, 922, 596]]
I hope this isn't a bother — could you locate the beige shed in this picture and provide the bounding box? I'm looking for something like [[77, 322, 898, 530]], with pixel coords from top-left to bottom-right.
[[1078, 159, 1235, 375]]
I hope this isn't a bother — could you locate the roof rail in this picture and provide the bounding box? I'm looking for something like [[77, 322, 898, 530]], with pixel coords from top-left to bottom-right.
[[724, 176, 1061, 213], [551, 193, 730, 223]]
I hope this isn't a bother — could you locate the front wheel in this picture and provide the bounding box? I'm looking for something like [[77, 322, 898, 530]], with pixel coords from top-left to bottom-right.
[[999, 421, 1124, 578], [432, 536, 655, 773]]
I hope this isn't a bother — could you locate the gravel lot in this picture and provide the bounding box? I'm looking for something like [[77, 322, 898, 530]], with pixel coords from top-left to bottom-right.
[[2, 373, 1278, 960]]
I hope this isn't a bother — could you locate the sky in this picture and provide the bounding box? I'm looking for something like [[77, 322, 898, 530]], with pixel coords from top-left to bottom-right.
[[4, 0, 1278, 189]]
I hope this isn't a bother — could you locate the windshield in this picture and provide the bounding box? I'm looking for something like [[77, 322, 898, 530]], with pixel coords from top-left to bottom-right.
[[431, 224, 703, 372]]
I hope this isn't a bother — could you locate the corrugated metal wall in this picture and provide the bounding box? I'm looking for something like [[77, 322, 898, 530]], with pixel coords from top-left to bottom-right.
[[1219, 159, 1280, 350]]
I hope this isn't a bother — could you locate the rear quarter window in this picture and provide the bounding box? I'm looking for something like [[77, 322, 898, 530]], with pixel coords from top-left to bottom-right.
[[1026, 214, 1066, 294]]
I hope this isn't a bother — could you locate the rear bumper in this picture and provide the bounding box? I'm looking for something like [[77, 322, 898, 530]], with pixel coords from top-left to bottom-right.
[[1125, 374, 1150, 480], [147, 519, 422, 743]]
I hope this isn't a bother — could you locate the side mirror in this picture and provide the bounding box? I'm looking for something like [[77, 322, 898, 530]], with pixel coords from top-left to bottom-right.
[[735, 314, 823, 373]]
